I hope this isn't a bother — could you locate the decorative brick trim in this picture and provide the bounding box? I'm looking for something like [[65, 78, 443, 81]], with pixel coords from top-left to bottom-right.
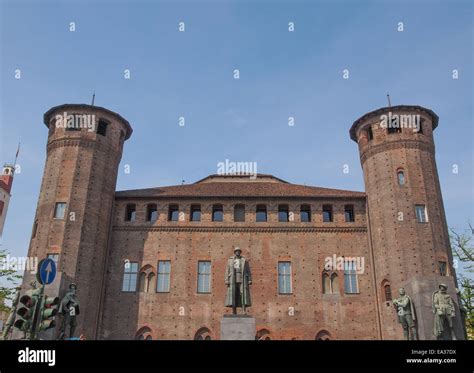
[[113, 225, 368, 233], [361, 139, 434, 165]]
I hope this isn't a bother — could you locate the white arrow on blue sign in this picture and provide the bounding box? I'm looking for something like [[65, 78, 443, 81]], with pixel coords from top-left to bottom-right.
[[38, 258, 57, 285]]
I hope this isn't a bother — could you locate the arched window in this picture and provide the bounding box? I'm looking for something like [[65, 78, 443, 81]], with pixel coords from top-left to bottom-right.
[[315, 330, 332, 340], [331, 273, 339, 294], [194, 327, 212, 340], [322, 272, 330, 294], [382, 281, 392, 302], [322, 271, 339, 294], [147, 273, 155, 293], [397, 170, 405, 185], [256, 329, 271, 340], [139, 272, 147, 292], [139, 265, 156, 293]]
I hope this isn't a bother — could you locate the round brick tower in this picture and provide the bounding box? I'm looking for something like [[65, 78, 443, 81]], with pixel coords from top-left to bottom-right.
[[350, 105, 463, 340], [24, 104, 132, 339]]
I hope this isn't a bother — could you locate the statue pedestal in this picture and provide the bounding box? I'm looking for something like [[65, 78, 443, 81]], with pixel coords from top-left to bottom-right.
[[220, 315, 256, 340]]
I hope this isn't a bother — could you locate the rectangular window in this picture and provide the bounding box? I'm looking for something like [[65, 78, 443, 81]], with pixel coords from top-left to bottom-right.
[[190, 205, 201, 222], [322, 205, 333, 222], [97, 120, 108, 136], [278, 205, 289, 222], [168, 204, 179, 221], [278, 262, 292, 294], [415, 204, 428, 223], [125, 204, 136, 221], [54, 202, 67, 219], [256, 205, 267, 222], [300, 205, 311, 222], [234, 205, 245, 222], [197, 261, 211, 293], [438, 261, 447, 276], [344, 205, 355, 222], [157, 260, 171, 292], [212, 205, 223, 222], [122, 262, 138, 292], [146, 204, 158, 222], [344, 260, 359, 294], [47, 253, 59, 264]]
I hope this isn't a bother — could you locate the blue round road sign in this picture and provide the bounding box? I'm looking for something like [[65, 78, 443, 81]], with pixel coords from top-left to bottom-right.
[[38, 258, 57, 285]]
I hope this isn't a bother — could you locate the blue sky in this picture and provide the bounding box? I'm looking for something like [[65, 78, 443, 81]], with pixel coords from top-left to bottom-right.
[[0, 0, 472, 277]]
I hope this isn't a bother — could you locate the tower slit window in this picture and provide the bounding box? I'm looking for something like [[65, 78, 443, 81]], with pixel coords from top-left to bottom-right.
[[97, 119, 109, 136], [397, 170, 405, 185]]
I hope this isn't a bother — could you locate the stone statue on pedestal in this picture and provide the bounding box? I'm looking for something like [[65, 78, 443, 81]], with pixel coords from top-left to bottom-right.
[[432, 283, 456, 340], [225, 247, 252, 315], [393, 287, 417, 340]]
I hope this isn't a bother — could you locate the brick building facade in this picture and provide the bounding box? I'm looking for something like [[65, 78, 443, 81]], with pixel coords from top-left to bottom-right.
[[18, 103, 465, 340]]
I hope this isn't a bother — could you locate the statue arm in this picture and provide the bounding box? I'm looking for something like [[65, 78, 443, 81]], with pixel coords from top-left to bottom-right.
[[225, 260, 230, 285], [246, 261, 252, 284]]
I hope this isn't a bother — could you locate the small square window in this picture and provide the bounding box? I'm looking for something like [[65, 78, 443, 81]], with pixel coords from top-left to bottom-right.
[[97, 120, 108, 136], [54, 202, 67, 219], [438, 261, 447, 276], [415, 205, 428, 223]]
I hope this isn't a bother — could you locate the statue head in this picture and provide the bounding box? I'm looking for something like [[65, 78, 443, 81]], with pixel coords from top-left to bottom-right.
[[69, 283, 77, 294], [233, 247, 242, 258], [398, 287, 406, 296], [439, 283, 448, 293]]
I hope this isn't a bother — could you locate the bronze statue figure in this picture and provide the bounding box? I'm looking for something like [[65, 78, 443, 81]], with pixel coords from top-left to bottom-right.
[[225, 247, 252, 314], [392, 287, 417, 340], [432, 283, 456, 340], [57, 283, 80, 340]]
